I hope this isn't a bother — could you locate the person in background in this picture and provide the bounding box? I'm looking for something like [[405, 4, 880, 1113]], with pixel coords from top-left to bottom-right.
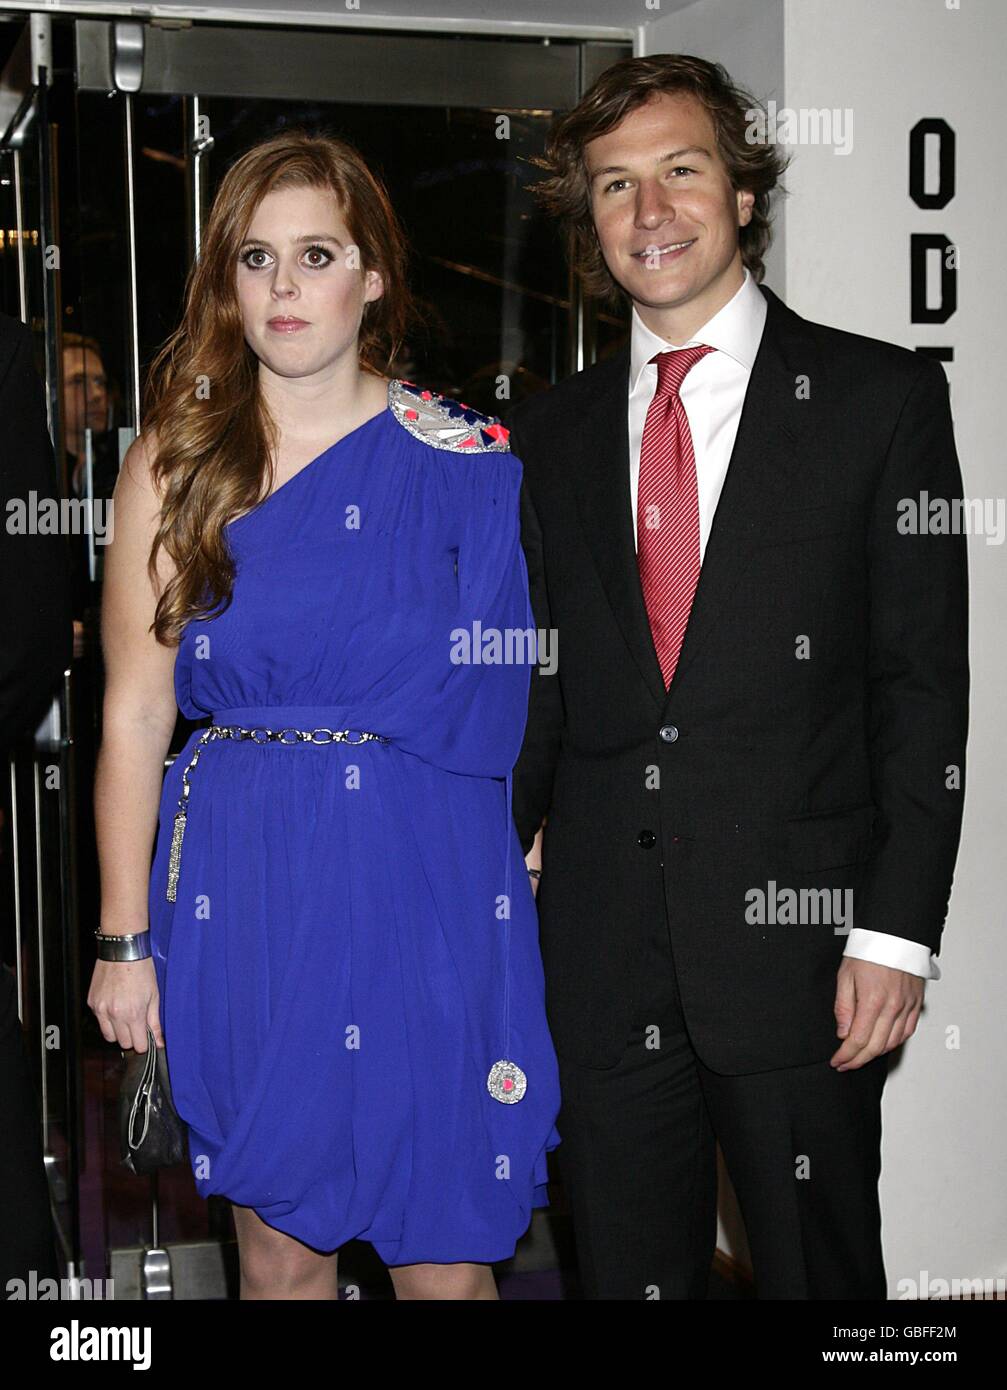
[[62, 332, 118, 658], [0, 309, 73, 1289]]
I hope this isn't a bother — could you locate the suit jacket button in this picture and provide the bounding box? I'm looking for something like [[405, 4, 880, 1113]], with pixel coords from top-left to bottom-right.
[[659, 724, 679, 742], [637, 830, 657, 848]]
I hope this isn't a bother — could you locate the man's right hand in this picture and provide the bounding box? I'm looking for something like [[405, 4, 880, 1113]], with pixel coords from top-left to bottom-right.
[[525, 823, 544, 900]]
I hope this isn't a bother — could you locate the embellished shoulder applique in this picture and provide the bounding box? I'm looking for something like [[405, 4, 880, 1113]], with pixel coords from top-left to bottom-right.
[[388, 378, 510, 453]]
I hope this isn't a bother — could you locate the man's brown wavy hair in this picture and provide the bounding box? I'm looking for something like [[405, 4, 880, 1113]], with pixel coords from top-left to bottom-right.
[[530, 53, 790, 306], [141, 130, 414, 645]]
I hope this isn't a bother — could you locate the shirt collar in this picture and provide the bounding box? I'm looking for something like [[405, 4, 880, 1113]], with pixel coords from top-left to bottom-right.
[[629, 266, 767, 394]]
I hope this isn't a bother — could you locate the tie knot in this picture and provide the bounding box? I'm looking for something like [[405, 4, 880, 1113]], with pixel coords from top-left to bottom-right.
[[651, 344, 715, 398]]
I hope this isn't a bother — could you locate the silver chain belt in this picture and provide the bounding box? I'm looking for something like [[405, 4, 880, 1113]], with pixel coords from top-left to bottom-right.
[[165, 723, 390, 902]]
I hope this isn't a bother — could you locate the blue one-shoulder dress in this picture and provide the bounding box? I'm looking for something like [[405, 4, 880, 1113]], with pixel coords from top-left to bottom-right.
[[146, 380, 562, 1266]]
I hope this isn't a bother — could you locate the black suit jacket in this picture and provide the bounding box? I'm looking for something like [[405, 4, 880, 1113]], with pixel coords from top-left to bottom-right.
[[507, 284, 969, 1074], [0, 313, 72, 748]]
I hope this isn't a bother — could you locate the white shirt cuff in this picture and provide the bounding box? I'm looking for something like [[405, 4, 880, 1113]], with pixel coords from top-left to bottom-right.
[[843, 928, 941, 980]]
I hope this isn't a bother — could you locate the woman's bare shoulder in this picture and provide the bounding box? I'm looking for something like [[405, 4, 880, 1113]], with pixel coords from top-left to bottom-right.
[[115, 427, 175, 512]]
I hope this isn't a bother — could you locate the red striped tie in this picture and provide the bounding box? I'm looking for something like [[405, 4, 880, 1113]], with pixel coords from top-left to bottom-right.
[[637, 344, 715, 689]]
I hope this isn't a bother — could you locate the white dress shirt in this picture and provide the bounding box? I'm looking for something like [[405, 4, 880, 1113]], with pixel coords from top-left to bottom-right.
[[627, 267, 938, 981]]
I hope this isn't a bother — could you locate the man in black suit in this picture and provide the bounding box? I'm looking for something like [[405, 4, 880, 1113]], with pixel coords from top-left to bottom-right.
[[507, 55, 968, 1300], [0, 311, 73, 1287]]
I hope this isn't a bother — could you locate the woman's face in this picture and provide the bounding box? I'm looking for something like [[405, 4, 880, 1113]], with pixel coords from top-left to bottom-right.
[[235, 183, 384, 380]]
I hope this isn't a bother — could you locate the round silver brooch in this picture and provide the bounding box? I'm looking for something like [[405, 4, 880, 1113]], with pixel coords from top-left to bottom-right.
[[487, 1059, 528, 1104]]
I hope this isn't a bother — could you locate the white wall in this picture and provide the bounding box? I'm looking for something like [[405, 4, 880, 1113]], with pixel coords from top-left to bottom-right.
[[784, 0, 1007, 1298], [642, 0, 1007, 1295]]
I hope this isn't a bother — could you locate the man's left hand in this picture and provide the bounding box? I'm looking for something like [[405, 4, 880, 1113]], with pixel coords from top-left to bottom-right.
[[831, 958, 924, 1071]]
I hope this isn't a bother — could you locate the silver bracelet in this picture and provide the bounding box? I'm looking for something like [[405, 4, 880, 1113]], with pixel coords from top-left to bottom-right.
[[94, 930, 152, 962], [527, 868, 541, 880]]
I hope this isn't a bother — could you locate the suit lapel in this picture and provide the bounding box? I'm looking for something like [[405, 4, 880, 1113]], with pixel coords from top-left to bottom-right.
[[572, 285, 823, 710], [574, 347, 667, 706]]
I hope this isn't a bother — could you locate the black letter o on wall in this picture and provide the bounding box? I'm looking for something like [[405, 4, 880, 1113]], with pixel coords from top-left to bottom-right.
[[909, 118, 955, 210]]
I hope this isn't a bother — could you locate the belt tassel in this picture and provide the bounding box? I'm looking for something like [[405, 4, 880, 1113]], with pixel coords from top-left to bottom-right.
[[166, 809, 187, 904]]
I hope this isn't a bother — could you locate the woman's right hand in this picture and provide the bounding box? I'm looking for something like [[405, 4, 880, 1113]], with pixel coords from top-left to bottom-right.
[[87, 952, 165, 1052]]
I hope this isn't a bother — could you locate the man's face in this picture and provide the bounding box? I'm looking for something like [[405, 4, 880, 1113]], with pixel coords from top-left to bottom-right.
[[585, 90, 754, 325], [62, 346, 108, 438]]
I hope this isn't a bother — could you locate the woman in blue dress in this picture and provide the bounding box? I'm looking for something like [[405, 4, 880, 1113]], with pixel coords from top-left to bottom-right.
[[87, 130, 561, 1300]]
